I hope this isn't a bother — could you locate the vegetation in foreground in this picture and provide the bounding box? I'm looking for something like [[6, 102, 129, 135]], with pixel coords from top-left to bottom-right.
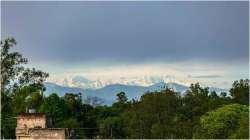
[[1, 38, 249, 139]]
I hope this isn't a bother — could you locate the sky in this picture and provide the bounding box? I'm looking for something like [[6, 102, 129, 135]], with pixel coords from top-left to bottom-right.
[[1, 1, 249, 89]]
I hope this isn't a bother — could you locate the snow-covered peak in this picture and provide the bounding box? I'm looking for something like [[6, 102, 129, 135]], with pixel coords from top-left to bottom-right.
[[48, 75, 190, 89]]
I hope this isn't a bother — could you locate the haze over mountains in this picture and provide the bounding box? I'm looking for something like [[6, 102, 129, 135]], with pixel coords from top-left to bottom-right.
[[45, 76, 228, 105]]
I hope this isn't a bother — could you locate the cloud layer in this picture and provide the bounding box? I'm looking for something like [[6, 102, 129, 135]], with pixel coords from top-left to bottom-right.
[[2, 1, 249, 89], [2, 1, 248, 64]]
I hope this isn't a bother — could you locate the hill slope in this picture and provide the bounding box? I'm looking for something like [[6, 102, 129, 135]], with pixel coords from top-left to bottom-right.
[[44, 82, 227, 105]]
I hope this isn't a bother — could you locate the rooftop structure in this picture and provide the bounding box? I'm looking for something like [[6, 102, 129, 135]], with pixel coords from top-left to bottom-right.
[[16, 112, 68, 140]]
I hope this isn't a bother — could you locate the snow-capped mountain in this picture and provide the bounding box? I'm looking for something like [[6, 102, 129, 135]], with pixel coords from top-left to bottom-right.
[[44, 82, 188, 105], [47, 75, 190, 89], [44, 82, 228, 105]]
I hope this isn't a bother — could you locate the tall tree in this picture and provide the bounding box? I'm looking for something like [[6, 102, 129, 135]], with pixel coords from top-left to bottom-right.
[[1, 38, 49, 138], [64, 93, 82, 117], [122, 89, 180, 138], [1, 38, 49, 93], [12, 86, 42, 114], [230, 79, 249, 105], [116, 92, 128, 104], [38, 93, 66, 127], [1, 38, 27, 93]]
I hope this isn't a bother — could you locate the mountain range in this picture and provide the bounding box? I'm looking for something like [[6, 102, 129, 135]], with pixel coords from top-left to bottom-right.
[[44, 81, 228, 105], [47, 75, 190, 89]]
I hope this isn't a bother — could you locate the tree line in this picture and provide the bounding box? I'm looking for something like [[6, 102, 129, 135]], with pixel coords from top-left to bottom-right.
[[1, 38, 249, 139]]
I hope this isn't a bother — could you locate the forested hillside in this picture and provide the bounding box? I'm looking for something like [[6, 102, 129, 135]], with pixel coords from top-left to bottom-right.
[[1, 38, 249, 139]]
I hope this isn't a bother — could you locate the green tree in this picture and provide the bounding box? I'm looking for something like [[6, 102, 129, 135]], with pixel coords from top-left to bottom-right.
[[194, 104, 249, 139], [112, 92, 129, 114], [64, 93, 82, 117], [1, 93, 16, 139], [1, 38, 48, 93], [1, 38, 49, 138], [59, 117, 80, 128], [38, 93, 66, 127], [78, 104, 97, 139], [1, 38, 26, 138], [99, 116, 125, 138], [116, 92, 128, 103], [1, 38, 26, 93], [58, 117, 84, 138], [122, 89, 180, 138], [230, 79, 249, 105], [184, 83, 210, 117], [18, 68, 49, 91], [179, 83, 210, 138], [12, 86, 42, 114]]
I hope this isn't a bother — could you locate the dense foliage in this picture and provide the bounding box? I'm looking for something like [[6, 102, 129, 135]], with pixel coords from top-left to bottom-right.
[[1, 38, 249, 139], [193, 104, 249, 139]]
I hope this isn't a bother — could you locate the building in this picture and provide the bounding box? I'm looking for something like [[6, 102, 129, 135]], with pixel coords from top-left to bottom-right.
[[16, 112, 68, 140]]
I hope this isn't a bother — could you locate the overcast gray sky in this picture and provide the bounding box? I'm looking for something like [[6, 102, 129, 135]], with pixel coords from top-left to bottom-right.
[[1, 1, 249, 88]]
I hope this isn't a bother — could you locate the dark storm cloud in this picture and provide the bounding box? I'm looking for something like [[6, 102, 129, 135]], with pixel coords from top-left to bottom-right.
[[2, 1, 249, 64]]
